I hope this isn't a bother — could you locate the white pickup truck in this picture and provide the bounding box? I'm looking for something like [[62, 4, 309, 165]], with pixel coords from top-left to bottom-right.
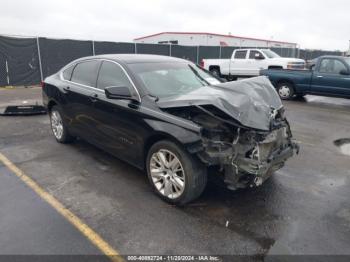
[[201, 49, 305, 80]]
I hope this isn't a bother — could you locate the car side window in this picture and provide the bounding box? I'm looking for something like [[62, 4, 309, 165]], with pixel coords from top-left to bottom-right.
[[71, 60, 101, 87], [319, 59, 347, 74], [333, 60, 347, 74], [234, 51, 247, 59], [62, 65, 75, 80], [249, 50, 263, 59], [96, 61, 133, 90]]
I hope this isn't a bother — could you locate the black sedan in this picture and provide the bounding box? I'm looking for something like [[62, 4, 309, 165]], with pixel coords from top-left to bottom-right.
[[42, 54, 298, 205]]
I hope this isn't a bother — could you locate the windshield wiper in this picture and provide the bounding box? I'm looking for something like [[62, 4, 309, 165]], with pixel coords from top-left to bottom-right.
[[188, 65, 210, 86]]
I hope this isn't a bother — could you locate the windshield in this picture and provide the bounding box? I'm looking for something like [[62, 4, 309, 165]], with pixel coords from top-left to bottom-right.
[[261, 50, 280, 58], [129, 62, 222, 98]]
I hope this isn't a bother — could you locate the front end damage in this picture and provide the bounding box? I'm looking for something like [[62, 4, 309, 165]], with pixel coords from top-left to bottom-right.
[[166, 105, 299, 190], [158, 77, 299, 190]]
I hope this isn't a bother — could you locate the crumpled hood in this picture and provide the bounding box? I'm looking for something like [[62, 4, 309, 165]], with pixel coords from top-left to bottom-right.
[[157, 76, 283, 131]]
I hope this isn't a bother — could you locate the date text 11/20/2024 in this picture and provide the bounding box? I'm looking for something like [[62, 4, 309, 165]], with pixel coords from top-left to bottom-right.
[[126, 255, 220, 261]]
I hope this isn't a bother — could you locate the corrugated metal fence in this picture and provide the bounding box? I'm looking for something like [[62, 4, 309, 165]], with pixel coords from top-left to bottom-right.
[[0, 35, 344, 87]]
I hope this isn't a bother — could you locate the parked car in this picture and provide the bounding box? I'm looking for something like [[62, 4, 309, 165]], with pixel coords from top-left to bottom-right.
[[42, 54, 298, 205], [201, 49, 305, 80], [261, 56, 350, 100]]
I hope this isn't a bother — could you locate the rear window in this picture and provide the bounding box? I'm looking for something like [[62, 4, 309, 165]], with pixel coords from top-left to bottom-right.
[[62, 65, 75, 80], [71, 60, 101, 87], [234, 50, 247, 59]]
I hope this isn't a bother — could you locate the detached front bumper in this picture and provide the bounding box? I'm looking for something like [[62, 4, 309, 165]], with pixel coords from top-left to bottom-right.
[[0, 105, 47, 116]]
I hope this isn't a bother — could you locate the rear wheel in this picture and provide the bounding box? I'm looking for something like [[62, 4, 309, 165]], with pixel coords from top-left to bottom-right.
[[146, 140, 207, 205], [50, 105, 75, 143], [226, 75, 237, 81], [277, 82, 295, 100]]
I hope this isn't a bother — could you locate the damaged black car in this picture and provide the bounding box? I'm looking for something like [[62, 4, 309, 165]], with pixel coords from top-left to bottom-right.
[[42, 54, 299, 205]]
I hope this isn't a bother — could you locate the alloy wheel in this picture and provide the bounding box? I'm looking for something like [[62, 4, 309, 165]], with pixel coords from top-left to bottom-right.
[[50, 110, 64, 140], [150, 149, 185, 199]]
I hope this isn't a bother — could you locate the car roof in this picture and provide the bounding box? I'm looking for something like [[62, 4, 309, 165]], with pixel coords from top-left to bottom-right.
[[235, 48, 270, 51], [74, 54, 189, 64]]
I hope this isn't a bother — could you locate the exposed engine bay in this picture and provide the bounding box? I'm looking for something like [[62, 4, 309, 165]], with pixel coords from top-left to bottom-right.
[[164, 105, 299, 190]]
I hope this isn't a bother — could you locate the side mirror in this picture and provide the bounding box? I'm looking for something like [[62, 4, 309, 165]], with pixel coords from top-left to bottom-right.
[[339, 69, 350, 76], [255, 53, 265, 60], [105, 86, 133, 100]]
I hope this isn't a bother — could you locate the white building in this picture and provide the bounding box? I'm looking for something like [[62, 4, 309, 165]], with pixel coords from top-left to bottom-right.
[[134, 32, 297, 49]]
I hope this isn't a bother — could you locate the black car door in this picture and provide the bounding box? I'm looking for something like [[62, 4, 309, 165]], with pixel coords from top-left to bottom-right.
[[59, 64, 76, 124], [64, 59, 102, 142], [89, 60, 146, 166]]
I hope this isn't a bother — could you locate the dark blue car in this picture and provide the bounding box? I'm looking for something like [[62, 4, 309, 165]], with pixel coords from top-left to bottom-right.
[[261, 56, 350, 100]]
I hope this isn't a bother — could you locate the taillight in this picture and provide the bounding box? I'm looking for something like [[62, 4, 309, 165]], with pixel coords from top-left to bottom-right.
[[40, 81, 45, 88], [199, 59, 204, 68]]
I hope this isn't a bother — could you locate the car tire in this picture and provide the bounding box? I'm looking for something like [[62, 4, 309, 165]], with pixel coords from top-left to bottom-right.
[[277, 82, 295, 100], [210, 68, 221, 78], [226, 75, 237, 81], [146, 140, 207, 205], [50, 105, 75, 143]]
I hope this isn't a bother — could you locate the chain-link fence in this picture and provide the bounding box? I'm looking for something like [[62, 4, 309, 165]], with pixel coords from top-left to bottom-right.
[[0, 34, 345, 87], [94, 42, 135, 55], [0, 36, 41, 86]]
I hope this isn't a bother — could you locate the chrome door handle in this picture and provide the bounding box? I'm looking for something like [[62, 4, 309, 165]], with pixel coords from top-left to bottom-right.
[[316, 75, 323, 78], [89, 93, 98, 102]]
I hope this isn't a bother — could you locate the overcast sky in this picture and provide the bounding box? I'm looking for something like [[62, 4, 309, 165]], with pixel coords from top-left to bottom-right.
[[1, 0, 349, 51]]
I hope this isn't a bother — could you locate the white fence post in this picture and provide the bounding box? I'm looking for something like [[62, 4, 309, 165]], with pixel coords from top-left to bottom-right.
[[36, 37, 44, 81], [92, 40, 95, 56], [5, 59, 10, 85]]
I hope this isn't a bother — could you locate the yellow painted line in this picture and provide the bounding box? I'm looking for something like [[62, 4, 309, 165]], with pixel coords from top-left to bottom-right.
[[0, 152, 124, 262], [296, 140, 316, 147]]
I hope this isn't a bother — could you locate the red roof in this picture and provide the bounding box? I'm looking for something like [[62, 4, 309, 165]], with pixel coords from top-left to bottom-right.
[[134, 32, 297, 45]]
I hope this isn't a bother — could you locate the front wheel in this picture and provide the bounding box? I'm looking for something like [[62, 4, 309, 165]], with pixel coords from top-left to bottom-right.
[[277, 82, 295, 100], [210, 68, 221, 78], [146, 140, 207, 205]]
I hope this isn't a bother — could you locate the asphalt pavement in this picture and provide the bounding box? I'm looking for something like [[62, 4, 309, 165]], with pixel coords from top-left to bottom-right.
[[0, 165, 107, 256], [0, 87, 350, 260]]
